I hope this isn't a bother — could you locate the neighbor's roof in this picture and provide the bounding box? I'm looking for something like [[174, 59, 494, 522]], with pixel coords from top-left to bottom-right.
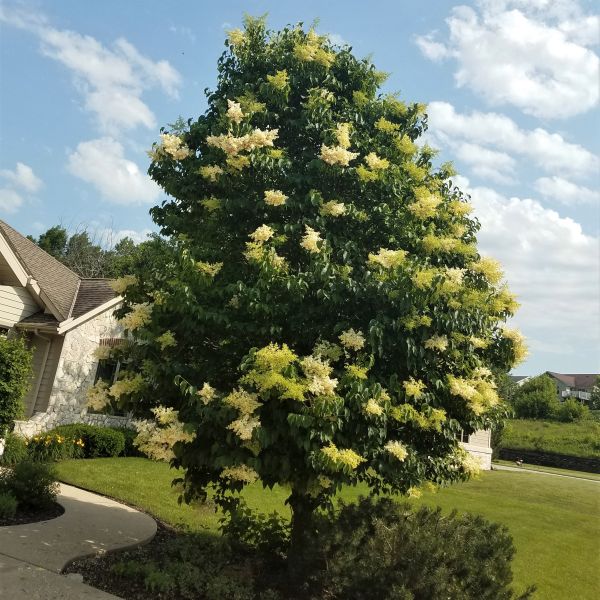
[[546, 372, 598, 390], [0, 220, 118, 323]]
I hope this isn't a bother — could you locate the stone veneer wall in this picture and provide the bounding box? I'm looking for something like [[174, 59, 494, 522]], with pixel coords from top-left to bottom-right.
[[13, 307, 134, 437]]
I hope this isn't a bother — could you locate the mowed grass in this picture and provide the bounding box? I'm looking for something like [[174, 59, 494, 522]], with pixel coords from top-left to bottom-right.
[[493, 459, 600, 481], [501, 418, 600, 458], [56, 457, 600, 600]]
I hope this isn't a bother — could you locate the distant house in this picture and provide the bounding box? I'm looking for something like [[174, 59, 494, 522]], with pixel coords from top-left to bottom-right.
[[0, 220, 130, 436], [544, 372, 598, 403], [459, 429, 492, 470]]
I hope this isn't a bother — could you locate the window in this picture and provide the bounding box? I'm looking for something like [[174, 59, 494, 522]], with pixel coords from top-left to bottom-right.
[[456, 431, 470, 444], [94, 358, 119, 385]]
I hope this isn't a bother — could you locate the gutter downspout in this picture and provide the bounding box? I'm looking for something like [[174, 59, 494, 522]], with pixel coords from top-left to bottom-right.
[[30, 329, 51, 417]]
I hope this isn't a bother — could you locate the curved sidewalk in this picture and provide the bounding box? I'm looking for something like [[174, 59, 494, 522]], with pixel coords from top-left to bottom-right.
[[0, 482, 157, 599]]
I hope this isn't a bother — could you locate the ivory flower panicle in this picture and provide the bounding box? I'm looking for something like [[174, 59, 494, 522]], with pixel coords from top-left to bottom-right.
[[320, 200, 346, 217], [226, 99, 244, 123], [250, 224, 275, 243], [339, 328, 365, 351], [197, 382, 216, 404], [301, 226, 322, 253], [424, 335, 448, 352], [320, 145, 359, 166], [264, 189, 288, 206], [368, 248, 406, 269], [364, 152, 389, 170], [385, 440, 408, 462]]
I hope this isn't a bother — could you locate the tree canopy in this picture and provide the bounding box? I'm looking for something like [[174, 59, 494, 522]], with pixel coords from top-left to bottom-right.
[[91, 17, 526, 544]]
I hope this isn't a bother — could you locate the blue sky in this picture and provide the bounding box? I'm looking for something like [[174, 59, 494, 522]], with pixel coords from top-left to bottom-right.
[[0, 0, 598, 375]]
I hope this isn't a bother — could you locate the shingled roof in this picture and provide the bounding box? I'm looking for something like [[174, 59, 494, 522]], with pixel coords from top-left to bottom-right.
[[0, 220, 118, 323], [546, 372, 598, 391]]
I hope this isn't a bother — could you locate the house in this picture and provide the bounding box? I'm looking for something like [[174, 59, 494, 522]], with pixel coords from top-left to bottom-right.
[[0, 220, 131, 436], [544, 371, 598, 403], [458, 429, 492, 470]]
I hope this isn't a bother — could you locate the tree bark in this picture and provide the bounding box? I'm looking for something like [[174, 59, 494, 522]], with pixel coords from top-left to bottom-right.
[[287, 490, 317, 581]]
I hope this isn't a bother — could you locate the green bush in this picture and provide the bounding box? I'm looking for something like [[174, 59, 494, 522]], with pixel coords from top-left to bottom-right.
[[0, 461, 59, 510], [49, 424, 125, 458], [0, 335, 33, 436], [27, 431, 85, 462], [0, 491, 18, 519], [556, 398, 589, 422], [513, 375, 559, 419], [304, 497, 535, 600], [115, 427, 143, 457], [0, 432, 28, 465]]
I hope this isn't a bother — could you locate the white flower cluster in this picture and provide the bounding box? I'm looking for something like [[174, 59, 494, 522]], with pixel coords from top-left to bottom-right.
[[197, 382, 216, 404], [301, 225, 322, 253], [206, 128, 279, 156], [250, 224, 275, 243], [301, 355, 338, 396], [264, 189, 288, 206], [320, 144, 359, 166], [226, 99, 244, 123], [320, 200, 346, 217], [339, 328, 365, 351], [158, 133, 192, 160]]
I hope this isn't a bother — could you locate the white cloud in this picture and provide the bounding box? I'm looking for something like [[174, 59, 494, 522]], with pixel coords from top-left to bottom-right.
[[327, 32, 349, 47], [534, 176, 600, 205], [454, 175, 600, 369], [416, 1, 599, 118], [0, 189, 23, 214], [427, 101, 598, 178], [452, 142, 516, 183], [0, 162, 43, 192], [1, 7, 181, 134], [67, 138, 160, 204]]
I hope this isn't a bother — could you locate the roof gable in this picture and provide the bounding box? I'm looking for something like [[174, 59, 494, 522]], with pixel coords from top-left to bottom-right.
[[0, 220, 80, 320]]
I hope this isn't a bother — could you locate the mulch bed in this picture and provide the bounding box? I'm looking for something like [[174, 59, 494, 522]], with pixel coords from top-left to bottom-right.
[[63, 521, 180, 600], [0, 502, 64, 527]]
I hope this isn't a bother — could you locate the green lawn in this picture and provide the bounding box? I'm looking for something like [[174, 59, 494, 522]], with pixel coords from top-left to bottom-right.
[[56, 457, 600, 600], [501, 418, 600, 458]]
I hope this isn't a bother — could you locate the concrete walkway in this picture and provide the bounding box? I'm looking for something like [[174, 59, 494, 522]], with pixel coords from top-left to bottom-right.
[[0, 483, 157, 599], [492, 463, 600, 483]]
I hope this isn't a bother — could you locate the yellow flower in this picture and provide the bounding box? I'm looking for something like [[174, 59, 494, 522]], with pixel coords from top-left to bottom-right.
[[346, 364, 369, 379], [424, 335, 448, 352], [339, 328, 365, 351], [469, 336, 489, 349], [221, 465, 259, 483], [408, 187, 441, 219], [449, 200, 473, 216], [404, 162, 427, 181], [224, 388, 261, 415], [364, 398, 383, 416], [447, 375, 478, 401], [368, 248, 407, 269], [267, 69, 289, 91], [254, 343, 298, 372], [196, 261, 223, 277], [501, 327, 528, 366], [407, 487, 422, 498], [394, 134, 416, 155], [471, 256, 504, 284], [156, 331, 177, 350], [320, 144, 359, 166], [364, 152, 389, 170], [375, 117, 400, 133], [300, 226, 323, 253], [119, 303, 153, 331], [226, 155, 250, 171], [320, 200, 346, 217], [356, 165, 377, 182], [198, 165, 223, 181], [335, 123, 352, 149], [264, 189, 288, 206], [302, 355, 338, 396], [110, 275, 137, 295], [227, 29, 246, 47], [249, 224, 275, 243], [403, 378, 426, 399], [226, 99, 244, 123], [385, 440, 408, 462], [321, 442, 365, 470], [411, 268, 437, 290], [197, 382, 216, 404]]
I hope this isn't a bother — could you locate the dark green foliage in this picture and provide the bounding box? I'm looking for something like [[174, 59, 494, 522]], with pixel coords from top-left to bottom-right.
[[0, 461, 59, 510], [556, 398, 589, 422], [513, 375, 559, 419], [112, 535, 270, 600], [118, 427, 145, 457], [0, 335, 32, 436], [50, 424, 125, 458], [588, 376, 600, 411], [305, 497, 535, 600], [0, 491, 18, 519], [0, 432, 28, 465]]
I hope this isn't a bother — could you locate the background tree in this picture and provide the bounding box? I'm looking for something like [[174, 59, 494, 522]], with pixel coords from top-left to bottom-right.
[[0, 335, 32, 441], [589, 375, 600, 411], [29, 225, 150, 278], [96, 17, 526, 554], [512, 375, 559, 419]]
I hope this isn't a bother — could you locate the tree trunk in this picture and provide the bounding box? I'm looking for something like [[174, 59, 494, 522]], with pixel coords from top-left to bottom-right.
[[287, 490, 317, 581]]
